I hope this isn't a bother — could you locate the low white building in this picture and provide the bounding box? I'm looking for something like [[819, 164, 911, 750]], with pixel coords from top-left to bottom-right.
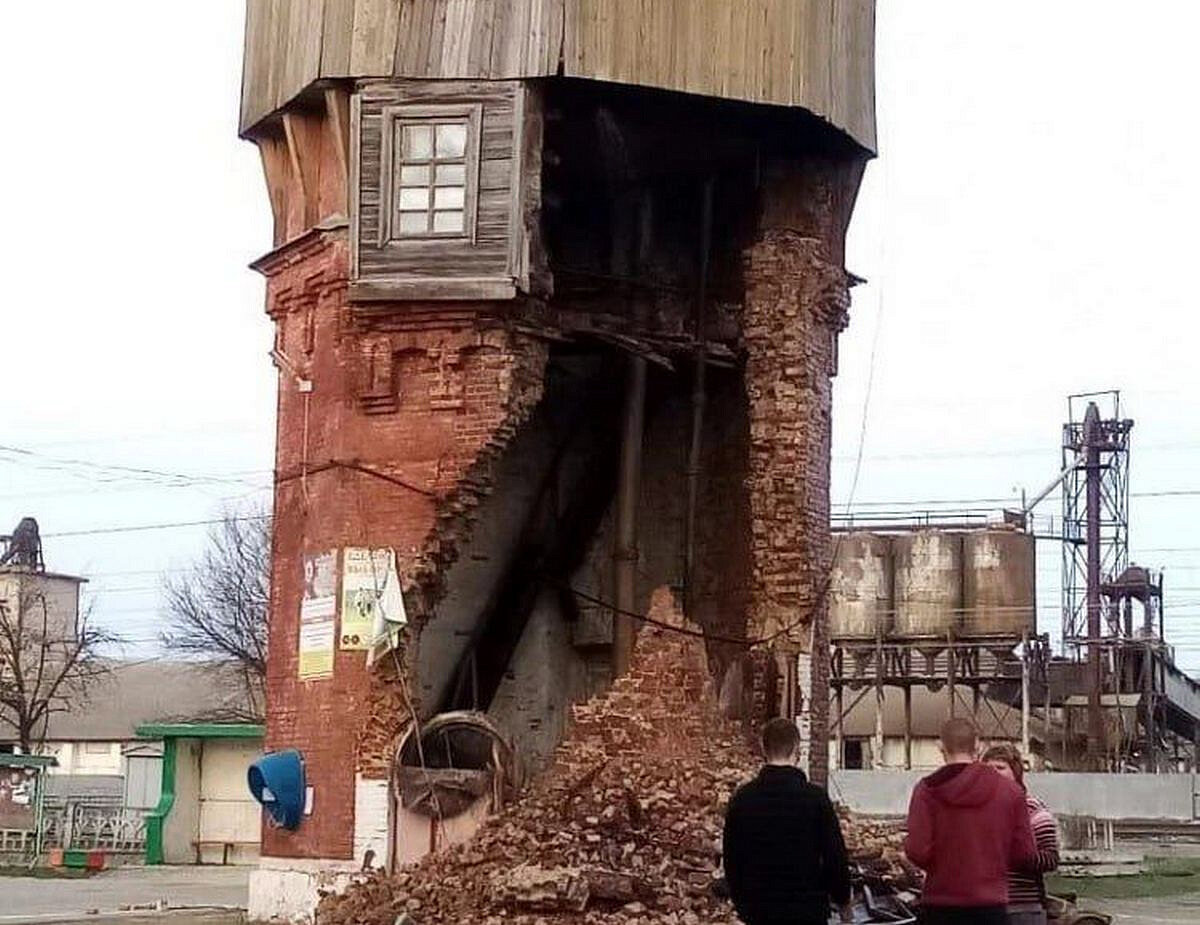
[[832, 685, 1026, 770], [2, 660, 265, 863], [137, 723, 264, 866]]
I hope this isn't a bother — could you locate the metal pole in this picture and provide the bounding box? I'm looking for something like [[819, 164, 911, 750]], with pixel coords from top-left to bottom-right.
[[1143, 639, 1155, 773], [1021, 631, 1031, 759], [947, 632, 956, 718], [1044, 642, 1053, 768], [904, 685, 913, 770], [1114, 643, 1125, 771], [835, 685, 845, 771], [683, 178, 714, 614], [1084, 402, 1105, 769], [874, 622, 884, 769]]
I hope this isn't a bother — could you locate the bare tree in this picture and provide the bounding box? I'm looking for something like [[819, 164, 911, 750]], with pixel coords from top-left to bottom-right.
[[161, 509, 270, 721], [0, 588, 114, 753]]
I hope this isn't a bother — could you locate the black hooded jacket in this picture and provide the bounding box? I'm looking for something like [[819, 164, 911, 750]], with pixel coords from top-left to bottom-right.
[[722, 765, 851, 924]]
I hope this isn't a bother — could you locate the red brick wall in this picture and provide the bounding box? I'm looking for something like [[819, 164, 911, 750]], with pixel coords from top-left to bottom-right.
[[742, 230, 850, 784], [258, 229, 546, 859]]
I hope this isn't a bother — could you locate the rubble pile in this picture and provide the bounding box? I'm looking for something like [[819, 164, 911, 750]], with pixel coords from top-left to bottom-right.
[[836, 810, 921, 892], [318, 589, 913, 925]]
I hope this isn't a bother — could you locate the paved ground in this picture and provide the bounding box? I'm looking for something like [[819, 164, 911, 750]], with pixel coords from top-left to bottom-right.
[[1099, 892, 1200, 924], [0, 866, 247, 924], [1, 869, 1194, 924]]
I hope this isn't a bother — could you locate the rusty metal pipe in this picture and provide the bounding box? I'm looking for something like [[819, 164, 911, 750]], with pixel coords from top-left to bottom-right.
[[612, 193, 653, 677], [613, 356, 646, 677], [683, 178, 715, 613], [1084, 402, 1105, 768]]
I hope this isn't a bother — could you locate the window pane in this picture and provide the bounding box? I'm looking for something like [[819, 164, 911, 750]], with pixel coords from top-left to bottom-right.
[[399, 164, 431, 186], [398, 187, 430, 210], [398, 211, 429, 234], [435, 163, 466, 186], [402, 124, 433, 160], [433, 186, 465, 210], [433, 210, 465, 233], [435, 123, 467, 158]]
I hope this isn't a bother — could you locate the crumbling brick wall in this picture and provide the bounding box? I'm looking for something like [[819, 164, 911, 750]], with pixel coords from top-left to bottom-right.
[[259, 228, 547, 858], [741, 230, 850, 783]]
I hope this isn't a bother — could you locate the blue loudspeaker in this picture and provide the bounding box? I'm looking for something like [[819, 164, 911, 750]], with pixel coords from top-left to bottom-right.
[[248, 749, 306, 830]]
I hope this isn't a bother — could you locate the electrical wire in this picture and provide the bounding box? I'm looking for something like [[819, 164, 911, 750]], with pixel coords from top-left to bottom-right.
[[832, 440, 1200, 464], [0, 443, 268, 489], [42, 515, 269, 539]]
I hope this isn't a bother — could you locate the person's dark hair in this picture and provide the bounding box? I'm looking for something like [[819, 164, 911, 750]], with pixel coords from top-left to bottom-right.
[[761, 717, 801, 761], [981, 743, 1026, 787], [939, 717, 979, 757]]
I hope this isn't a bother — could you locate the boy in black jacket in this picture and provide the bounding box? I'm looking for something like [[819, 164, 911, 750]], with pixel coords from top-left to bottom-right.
[[723, 718, 853, 925]]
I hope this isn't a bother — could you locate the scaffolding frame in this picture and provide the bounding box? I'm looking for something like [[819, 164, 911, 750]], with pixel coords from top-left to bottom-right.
[[829, 632, 1051, 770], [1061, 390, 1133, 650]]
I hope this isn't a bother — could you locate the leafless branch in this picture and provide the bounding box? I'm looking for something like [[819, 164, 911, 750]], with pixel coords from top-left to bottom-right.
[[0, 587, 115, 753], [160, 506, 270, 720]]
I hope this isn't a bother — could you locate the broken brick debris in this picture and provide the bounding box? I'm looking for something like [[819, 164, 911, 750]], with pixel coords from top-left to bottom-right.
[[317, 589, 909, 925]]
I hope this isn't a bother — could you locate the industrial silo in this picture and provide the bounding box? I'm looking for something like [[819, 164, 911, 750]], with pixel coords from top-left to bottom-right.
[[961, 529, 1036, 637], [830, 533, 893, 639], [893, 531, 964, 636]]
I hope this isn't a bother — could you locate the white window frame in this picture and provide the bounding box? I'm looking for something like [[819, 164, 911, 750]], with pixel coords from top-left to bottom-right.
[[379, 103, 482, 245]]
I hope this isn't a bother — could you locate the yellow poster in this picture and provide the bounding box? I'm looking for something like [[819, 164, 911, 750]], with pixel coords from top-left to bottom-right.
[[340, 548, 406, 651], [298, 551, 336, 680]]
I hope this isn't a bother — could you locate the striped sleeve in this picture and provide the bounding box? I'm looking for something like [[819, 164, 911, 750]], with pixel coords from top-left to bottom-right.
[[1007, 798, 1059, 906], [1027, 800, 1059, 874]]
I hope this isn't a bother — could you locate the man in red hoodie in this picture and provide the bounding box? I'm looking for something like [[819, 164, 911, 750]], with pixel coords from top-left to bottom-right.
[[905, 718, 1037, 925]]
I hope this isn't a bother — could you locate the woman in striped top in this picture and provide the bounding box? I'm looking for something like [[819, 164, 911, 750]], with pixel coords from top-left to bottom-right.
[[982, 744, 1060, 925]]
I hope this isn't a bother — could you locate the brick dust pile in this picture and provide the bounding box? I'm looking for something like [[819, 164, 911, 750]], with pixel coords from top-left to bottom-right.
[[318, 588, 909, 925]]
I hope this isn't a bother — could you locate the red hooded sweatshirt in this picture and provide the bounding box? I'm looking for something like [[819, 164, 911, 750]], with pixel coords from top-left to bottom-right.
[[904, 762, 1037, 908]]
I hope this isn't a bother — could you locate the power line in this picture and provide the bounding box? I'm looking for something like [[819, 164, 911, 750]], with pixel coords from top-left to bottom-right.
[[839, 489, 1200, 510], [0, 480, 272, 503], [832, 441, 1200, 464], [43, 514, 268, 539], [0, 443, 269, 489]]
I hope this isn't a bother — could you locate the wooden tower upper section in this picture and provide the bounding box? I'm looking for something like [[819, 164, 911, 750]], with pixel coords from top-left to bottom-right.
[[241, 0, 875, 304], [241, 1, 875, 150]]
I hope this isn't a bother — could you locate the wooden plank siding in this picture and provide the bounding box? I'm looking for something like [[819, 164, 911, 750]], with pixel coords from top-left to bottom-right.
[[239, 0, 875, 152], [353, 80, 526, 290]]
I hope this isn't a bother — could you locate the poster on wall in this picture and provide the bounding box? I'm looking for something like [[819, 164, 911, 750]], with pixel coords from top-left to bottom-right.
[[0, 768, 36, 832], [341, 547, 407, 652], [298, 551, 337, 680]]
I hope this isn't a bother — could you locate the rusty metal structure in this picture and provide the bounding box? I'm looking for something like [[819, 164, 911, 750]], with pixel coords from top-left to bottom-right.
[[827, 524, 1049, 770], [1059, 391, 1132, 765], [1031, 391, 1200, 772], [0, 517, 44, 572]]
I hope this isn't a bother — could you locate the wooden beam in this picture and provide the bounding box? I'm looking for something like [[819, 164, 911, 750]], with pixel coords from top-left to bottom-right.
[[349, 277, 518, 302], [257, 134, 293, 247], [324, 86, 351, 208], [283, 111, 323, 229]]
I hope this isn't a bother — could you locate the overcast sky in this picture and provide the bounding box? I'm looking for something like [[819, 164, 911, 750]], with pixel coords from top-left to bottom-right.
[[2, 3, 1198, 670]]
